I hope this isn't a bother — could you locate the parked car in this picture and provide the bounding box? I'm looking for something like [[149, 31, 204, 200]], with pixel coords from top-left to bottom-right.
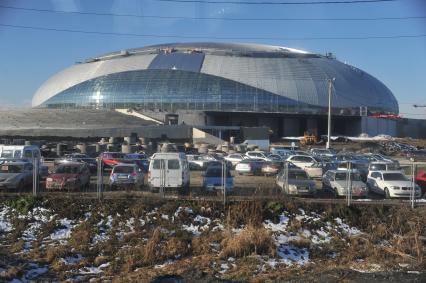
[[407, 150, 426, 162], [245, 151, 270, 161], [56, 153, 98, 173], [187, 154, 212, 170], [110, 164, 144, 190], [337, 161, 369, 182], [266, 154, 284, 162], [261, 161, 283, 176], [286, 155, 317, 170], [148, 152, 190, 194], [303, 163, 324, 179], [368, 161, 400, 172], [415, 170, 426, 197], [0, 161, 33, 190], [235, 159, 264, 175], [276, 168, 316, 196], [202, 164, 233, 192], [0, 144, 47, 178], [322, 170, 368, 198], [366, 171, 421, 198], [363, 153, 397, 164], [46, 162, 91, 190], [99, 152, 126, 168], [224, 153, 247, 167], [123, 153, 150, 172], [310, 148, 335, 158], [270, 147, 293, 158]]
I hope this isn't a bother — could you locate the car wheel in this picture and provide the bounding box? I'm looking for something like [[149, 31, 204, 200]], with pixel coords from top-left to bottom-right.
[[384, 188, 391, 199]]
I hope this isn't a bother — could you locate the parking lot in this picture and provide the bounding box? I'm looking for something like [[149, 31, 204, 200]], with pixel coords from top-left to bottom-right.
[[1, 140, 426, 206]]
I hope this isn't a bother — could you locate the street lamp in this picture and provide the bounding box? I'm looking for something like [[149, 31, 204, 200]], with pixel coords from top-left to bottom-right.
[[326, 78, 336, 149]]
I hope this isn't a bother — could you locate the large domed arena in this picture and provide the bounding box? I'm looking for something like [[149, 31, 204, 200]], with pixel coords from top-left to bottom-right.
[[33, 42, 398, 114], [31, 42, 400, 137]]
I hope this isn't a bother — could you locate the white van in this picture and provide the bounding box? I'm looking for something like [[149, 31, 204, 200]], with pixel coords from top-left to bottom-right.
[[148, 152, 190, 193], [0, 145, 47, 178], [0, 145, 41, 161]]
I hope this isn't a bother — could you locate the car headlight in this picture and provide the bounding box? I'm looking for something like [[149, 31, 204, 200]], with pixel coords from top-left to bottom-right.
[[391, 186, 400, 190], [46, 177, 53, 182], [288, 184, 297, 192], [67, 178, 77, 182]]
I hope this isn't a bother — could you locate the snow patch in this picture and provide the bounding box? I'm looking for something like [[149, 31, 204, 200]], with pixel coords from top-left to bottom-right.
[[0, 206, 12, 233]]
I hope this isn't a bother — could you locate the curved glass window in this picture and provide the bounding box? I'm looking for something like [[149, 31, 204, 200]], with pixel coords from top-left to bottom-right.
[[40, 69, 381, 115], [40, 69, 314, 113]]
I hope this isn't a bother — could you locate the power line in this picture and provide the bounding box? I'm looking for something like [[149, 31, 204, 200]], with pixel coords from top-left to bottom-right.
[[1, 5, 424, 22], [1, 23, 425, 41], [153, 0, 397, 5]]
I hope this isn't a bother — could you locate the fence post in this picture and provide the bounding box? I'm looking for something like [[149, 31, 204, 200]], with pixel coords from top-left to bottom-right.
[[411, 162, 416, 209], [97, 157, 103, 200], [160, 159, 165, 198], [32, 157, 38, 196], [222, 160, 226, 206], [284, 162, 289, 194], [346, 162, 352, 207]]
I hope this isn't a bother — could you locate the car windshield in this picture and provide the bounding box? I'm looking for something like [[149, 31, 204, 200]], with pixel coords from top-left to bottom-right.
[[55, 165, 79, 174], [114, 166, 134, 174], [335, 172, 361, 181], [205, 167, 232, 177], [383, 173, 407, 181], [288, 171, 308, 180], [0, 164, 23, 173]]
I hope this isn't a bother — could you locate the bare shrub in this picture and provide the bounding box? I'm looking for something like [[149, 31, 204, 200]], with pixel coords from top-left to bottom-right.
[[143, 228, 163, 265], [220, 225, 276, 258]]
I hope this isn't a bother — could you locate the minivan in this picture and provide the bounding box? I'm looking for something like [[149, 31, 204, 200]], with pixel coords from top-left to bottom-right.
[[148, 153, 190, 194]]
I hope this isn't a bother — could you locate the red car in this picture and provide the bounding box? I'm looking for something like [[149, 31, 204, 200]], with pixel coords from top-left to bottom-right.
[[415, 170, 426, 197], [99, 152, 126, 168], [46, 162, 91, 190]]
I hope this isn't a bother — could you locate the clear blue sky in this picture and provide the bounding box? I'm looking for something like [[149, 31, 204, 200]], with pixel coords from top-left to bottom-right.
[[0, 0, 425, 118]]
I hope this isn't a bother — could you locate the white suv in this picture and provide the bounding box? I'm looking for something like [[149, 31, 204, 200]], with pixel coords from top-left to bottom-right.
[[367, 171, 421, 198]]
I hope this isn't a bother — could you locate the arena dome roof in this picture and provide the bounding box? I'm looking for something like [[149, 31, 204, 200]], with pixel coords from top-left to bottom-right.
[[32, 42, 398, 115]]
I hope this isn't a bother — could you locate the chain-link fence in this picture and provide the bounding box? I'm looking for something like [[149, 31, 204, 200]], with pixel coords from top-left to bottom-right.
[[1, 157, 425, 207]]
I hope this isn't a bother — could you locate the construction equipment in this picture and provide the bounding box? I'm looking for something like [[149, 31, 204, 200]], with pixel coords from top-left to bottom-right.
[[300, 132, 317, 146]]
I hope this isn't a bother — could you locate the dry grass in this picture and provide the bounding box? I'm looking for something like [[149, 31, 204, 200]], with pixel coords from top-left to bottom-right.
[[142, 228, 163, 265], [220, 225, 276, 258], [44, 245, 69, 263], [192, 231, 222, 255], [0, 266, 23, 280], [69, 221, 92, 252]]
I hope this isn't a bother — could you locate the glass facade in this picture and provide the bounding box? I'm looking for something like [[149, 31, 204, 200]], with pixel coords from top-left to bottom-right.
[[41, 69, 328, 114]]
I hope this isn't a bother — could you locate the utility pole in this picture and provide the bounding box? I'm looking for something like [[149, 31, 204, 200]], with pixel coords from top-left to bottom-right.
[[326, 78, 335, 149]]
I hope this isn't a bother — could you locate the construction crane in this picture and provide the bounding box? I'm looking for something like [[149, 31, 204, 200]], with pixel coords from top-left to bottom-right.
[[413, 104, 426, 108]]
